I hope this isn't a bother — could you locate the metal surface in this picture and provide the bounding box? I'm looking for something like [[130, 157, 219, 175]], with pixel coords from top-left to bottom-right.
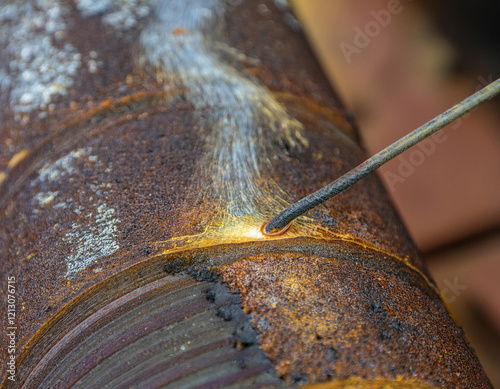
[[0, 0, 492, 388], [264, 78, 500, 234]]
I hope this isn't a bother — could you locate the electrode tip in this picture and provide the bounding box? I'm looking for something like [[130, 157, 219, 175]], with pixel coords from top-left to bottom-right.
[[261, 220, 291, 236]]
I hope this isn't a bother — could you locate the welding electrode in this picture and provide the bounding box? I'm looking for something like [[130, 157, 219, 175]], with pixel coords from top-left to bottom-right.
[[264, 78, 500, 236]]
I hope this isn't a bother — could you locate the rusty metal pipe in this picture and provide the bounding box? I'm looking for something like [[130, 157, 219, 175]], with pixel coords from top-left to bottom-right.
[[0, 0, 492, 388]]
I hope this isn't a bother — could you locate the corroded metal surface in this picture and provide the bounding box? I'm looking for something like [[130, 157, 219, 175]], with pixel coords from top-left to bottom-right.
[[18, 272, 283, 388], [0, 0, 492, 388]]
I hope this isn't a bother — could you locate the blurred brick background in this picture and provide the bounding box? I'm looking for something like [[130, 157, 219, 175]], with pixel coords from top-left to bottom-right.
[[292, 0, 500, 385]]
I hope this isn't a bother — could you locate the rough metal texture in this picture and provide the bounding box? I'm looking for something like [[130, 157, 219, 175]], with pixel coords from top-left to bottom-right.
[[0, 0, 491, 388], [15, 272, 284, 388]]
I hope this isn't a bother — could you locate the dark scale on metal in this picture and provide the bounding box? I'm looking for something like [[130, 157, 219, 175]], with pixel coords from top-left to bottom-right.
[[0, 0, 493, 388]]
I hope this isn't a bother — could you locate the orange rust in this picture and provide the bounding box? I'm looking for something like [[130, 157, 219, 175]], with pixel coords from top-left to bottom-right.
[[99, 99, 112, 109], [57, 89, 180, 129], [218, 249, 480, 386], [273, 90, 354, 134], [7, 149, 29, 169], [304, 377, 437, 388], [172, 27, 188, 35], [244, 66, 260, 76]]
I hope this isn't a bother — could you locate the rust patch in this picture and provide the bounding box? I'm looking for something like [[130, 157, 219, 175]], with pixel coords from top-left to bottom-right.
[[172, 27, 188, 35], [220, 249, 490, 387], [272, 91, 355, 136], [6, 149, 29, 169], [305, 378, 437, 388]]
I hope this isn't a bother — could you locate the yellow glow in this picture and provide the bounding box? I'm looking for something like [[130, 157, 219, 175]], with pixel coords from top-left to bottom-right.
[[161, 214, 331, 256], [212, 217, 266, 241], [238, 225, 265, 240]]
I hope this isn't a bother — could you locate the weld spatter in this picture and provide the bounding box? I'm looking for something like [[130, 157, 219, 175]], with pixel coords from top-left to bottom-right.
[[137, 0, 322, 250]]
